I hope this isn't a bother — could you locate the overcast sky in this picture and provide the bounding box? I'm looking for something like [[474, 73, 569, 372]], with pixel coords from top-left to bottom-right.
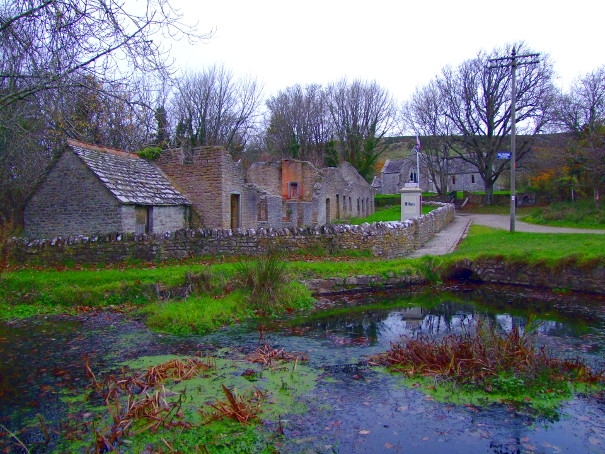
[[166, 0, 603, 103]]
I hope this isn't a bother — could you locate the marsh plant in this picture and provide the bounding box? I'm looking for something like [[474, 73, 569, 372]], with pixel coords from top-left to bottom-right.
[[371, 316, 603, 404], [184, 267, 225, 296], [234, 251, 291, 313]]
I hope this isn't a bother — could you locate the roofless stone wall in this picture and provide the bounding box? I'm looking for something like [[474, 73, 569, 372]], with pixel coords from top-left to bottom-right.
[[9, 203, 454, 266]]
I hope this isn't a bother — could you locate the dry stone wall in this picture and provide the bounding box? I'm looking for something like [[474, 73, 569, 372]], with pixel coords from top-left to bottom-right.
[[10, 203, 454, 266]]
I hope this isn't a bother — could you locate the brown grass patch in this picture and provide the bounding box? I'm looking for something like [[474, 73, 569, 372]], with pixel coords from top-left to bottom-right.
[[369, 317, 603, 388]]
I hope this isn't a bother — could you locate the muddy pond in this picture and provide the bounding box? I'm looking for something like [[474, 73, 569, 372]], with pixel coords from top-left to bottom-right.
[[1, 282, 604, 453]]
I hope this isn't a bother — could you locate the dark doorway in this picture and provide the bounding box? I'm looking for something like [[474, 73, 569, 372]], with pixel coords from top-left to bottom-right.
[[135, 206, 152, 234], [230, 194, 240, 229]]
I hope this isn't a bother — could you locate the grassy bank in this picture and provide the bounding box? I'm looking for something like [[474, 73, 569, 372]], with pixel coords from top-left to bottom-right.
[[522, 199, 605, 229], [449, 225, 605, 264], [1, 225, 604, 331]]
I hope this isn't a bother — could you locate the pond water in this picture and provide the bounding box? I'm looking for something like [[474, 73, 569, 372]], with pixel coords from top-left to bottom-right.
[[1, 283, 604, 453]]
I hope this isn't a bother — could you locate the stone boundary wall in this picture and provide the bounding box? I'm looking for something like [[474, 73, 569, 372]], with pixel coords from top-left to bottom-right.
[[9, 203, 454, 266], [303, 258, 605, 295]]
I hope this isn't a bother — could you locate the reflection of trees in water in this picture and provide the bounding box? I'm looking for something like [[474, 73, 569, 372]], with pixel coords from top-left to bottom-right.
[[454, 285, 605, 329], [302, 296, 577, 347]]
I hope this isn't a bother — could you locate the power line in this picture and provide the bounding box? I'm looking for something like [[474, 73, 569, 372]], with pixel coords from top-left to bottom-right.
[[487, 47, 540, 233]]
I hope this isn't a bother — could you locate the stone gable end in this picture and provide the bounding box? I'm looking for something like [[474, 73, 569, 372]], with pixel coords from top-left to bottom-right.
[[24, 150, 123, 238]]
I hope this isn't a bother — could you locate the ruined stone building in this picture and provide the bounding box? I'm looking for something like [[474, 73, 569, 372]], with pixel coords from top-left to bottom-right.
[[24, 140, 375, 238], [247, 159, 375, 227]]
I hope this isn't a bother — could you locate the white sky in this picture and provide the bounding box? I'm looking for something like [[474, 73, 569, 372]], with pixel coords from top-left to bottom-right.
[[165, 0, 603, 103]]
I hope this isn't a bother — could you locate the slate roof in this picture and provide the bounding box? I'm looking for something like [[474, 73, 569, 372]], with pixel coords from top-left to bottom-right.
[[446, 157, 479, 175], [382, 159, 406, 174], [68, 140, 190, 206]]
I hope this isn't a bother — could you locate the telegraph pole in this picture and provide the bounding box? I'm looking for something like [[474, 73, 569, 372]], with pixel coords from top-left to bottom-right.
[[488, 47, 539, 232]]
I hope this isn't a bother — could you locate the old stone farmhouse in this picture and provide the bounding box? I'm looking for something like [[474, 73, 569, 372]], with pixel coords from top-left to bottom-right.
[[24, 140, 375, 238]]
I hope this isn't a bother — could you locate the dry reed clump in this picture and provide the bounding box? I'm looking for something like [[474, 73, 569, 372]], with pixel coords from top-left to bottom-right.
[[369, 317, 603, 389], [201, 385, 267, 426], [245, 343, 308, 368], [143, 357, 215, 385]]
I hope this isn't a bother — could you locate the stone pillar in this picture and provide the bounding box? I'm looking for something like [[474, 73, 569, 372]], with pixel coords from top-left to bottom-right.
[[400, 186, 422, 221]]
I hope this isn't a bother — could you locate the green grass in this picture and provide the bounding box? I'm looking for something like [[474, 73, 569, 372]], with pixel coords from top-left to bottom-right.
[[522, 200, 605, 230], [142, 290, 253, 335], [2, 221, 604, 328], [143, 281, 314, 335], [338, 204, 436, 225], [450, 225, 605, 265]]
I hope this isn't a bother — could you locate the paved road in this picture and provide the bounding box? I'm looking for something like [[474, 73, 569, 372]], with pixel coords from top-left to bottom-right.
[[407, 213, 604, 258]]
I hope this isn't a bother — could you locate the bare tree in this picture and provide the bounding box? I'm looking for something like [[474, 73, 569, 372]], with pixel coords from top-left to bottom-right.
[[326, 79, 399, 181], [555, 66, 605, 204], [0, 0, 203, 108], [437, 43, 555, 204], [42, 74, 158, 151], [402, 80, 456, 196], [0, 99, 54, 221], [0, 0, 201, 221], [171, 66, 263, 153], [556, 66, 605, 132], [265, 84, 330, 165]]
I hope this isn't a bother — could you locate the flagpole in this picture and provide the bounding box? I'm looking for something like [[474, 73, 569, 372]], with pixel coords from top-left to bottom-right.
[[415, 136, 421, 188]]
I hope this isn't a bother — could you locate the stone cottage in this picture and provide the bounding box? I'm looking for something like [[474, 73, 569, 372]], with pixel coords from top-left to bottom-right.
[[24, 140, 191, 238], [445, 156, 486, 193]]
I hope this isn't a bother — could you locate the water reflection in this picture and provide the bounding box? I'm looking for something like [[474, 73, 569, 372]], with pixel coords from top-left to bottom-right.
[[292, 284, 605, 361]]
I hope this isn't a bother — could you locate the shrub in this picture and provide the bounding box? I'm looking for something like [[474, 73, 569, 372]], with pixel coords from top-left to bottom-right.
[[0, 218, 15, 275], [137, 146, 163, 160], [184, 267, 225, 296], [233, 252, 290, 313]]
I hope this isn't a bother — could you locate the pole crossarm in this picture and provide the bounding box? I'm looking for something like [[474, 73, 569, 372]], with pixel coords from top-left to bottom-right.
[[487, 52, 540, 68]]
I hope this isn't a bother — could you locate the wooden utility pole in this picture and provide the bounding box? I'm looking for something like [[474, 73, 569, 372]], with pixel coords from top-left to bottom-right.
[[488, 47, 539, 232]]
